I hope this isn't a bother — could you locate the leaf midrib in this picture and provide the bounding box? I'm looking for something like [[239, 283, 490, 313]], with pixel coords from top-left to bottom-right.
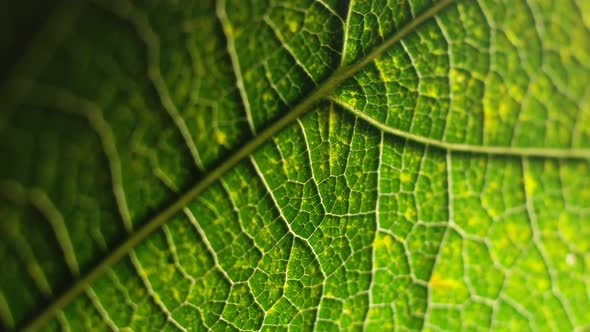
[[20, 1, 456, 330]]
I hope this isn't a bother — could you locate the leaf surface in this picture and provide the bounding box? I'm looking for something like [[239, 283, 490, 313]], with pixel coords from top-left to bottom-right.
[[0, 0, 589, 331]]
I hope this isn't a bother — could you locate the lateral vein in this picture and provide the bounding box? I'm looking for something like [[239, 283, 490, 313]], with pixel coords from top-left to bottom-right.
[[217, 0, 257, 134], [331, 96, 590, 159]]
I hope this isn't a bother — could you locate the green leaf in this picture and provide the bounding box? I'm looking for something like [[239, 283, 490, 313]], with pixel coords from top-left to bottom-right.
[[1, 0, 589, 331]]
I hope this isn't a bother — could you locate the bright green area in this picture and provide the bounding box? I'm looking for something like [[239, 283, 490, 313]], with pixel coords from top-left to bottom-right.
[[0, 0, 588, 331]]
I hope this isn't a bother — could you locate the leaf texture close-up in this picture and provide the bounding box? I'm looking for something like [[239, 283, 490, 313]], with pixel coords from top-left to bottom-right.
[[1, 0, 589, 331]]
